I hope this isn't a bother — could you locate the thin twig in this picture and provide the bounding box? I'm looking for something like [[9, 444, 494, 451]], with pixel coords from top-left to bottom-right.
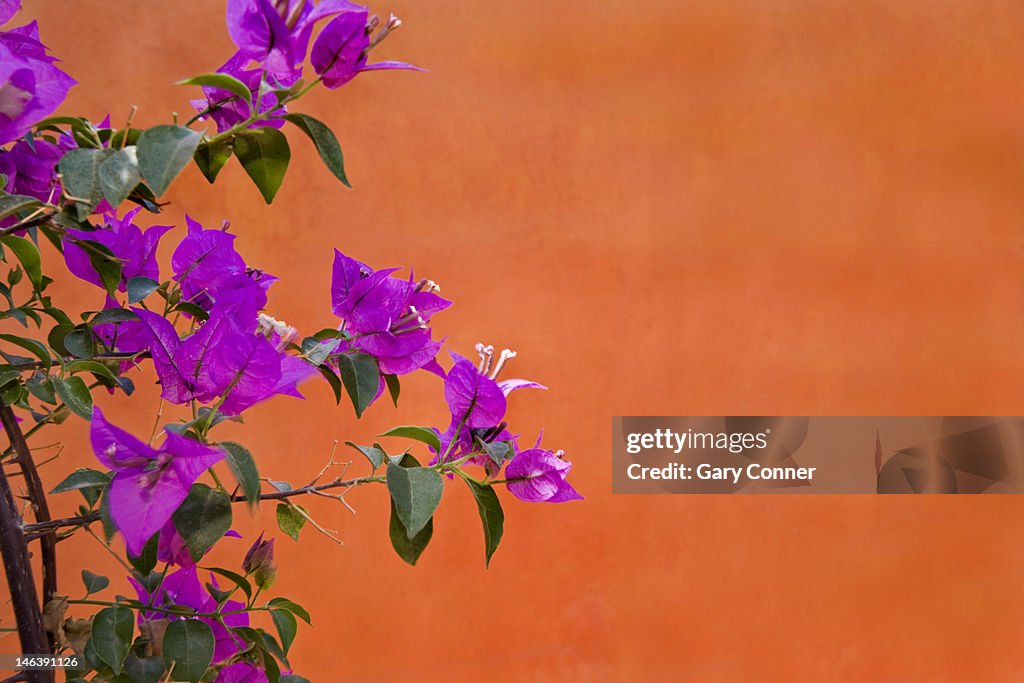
[[148, 398, 165, 446], [282, 500, 343, 545], [24, 473, 385, 538]]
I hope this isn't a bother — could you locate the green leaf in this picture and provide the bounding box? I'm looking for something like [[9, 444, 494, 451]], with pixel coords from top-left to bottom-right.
[[276, 503, 306, 541], [124, 656, 165, 683], [0, 333, 50, 369], [59, 148, 112, 217], [128, 533, 159, 575], [389, 498, 433, 566], [127, 276, 160, 304], [387, 451, 421, 468], [336, 352, 378, 418], [378, 425, 441, 454], [271, 608, 298, 655], [47, 323, 72, 356], [90, 308, 139, 324], [50, 468, 110, 494], [0, 193, 42, 221], [99, 489, 117, 542], [386, 461, 443, 539], [34, 115, 92, 130], [267, 597, 311, 624], [24, 374, 55, 404], [194, 407, 241, 430], [81, 240, 123, 295], [464, 479, 504, 567], [175, 301, 209, 321], [344, 441, 385, 469], [234, 127, 290, 203], [91, 606, 133, 674], [193, 138, 234, 183], [316, 364, 342, 404], [205, 567, 252, 601], [53, 376, 93, 419], [479, 439, 512, 467], [83, 633, 103, 672], [172, 484, 232, 561], [71, 123, 103, 149], [384, 374, 400, 407], [137, 125, 203, 196], [108, 128, 143, 150], [0, 235, 42, 289], [161, 618, 214, 683], [0, 379, 22, 405], [65, 359, 119, 383], [63, 328, 95, 359], [284, 113, 350, 187], [259, 631, 290, 670], [264, 648, 282, 683], [280, 676, 312, 683], [81, 569, 110, 595], [0, 369, 19, 391], [220, 441, 260, 509], [97, 146, 141, 206], [301, 336, 338, 366], [177, 73, 253, 102]]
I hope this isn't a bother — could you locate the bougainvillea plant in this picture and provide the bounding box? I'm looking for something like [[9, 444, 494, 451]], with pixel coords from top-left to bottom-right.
[[0, 1, 580, 681]]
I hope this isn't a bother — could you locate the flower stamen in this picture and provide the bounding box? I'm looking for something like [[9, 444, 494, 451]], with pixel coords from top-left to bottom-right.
[[488, 348, 517, 379], [414, 279, 440, 293], [475, 343, 495, 373], [257, 313, 299, 348], [369, 13, 401, 51]]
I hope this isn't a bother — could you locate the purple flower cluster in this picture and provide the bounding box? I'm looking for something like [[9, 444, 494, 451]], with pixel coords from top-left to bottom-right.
[[194, 0, 419, 128], [171, 215, 277, 313], [216, 662, 269, 683], [191, 52, 295, 133], [0, 0, 75, 214], [437, 345, 581, 504], [135, 217, 315, 415], [0, 135, 69, 203], [307, 3, 421, 89], [0, 1, 75, 145], [327, 250, 580, 502], [128, 566, 249, 665], [74, 214, 318, 563], [90, 408, 224, 556], [330, 249, 450, 377], [63, 207, 173, 291]]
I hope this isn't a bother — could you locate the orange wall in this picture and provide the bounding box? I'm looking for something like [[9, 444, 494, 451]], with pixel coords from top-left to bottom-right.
[[10, 0, 1024, 680]]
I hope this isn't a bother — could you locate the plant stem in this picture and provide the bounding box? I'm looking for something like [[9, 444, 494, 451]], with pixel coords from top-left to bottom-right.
[[0, 207, 58, 238], [24, 473, 387, 538], [240, 474, 385, 502], [83, 525, 133, 573], [0, 403, 57, 649], [66, 598, 267, 620], [202, 76, 323, 146], [438, 413, 469, 465], [0, 404, 52, 682], [6, 352, 147, 373]]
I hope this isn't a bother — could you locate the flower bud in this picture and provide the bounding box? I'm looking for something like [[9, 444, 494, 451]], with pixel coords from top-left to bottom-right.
[[254, 564, 277, 590], [242, 533, 276, 588]]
